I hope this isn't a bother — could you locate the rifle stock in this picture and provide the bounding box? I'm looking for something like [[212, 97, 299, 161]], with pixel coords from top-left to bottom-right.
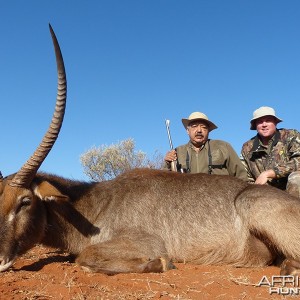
[[170, 160, 177, 172]]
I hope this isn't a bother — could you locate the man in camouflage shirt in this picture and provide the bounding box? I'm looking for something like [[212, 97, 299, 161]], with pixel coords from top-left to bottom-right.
[[164, 111, 248, 180], [241, 106, 300, 197]]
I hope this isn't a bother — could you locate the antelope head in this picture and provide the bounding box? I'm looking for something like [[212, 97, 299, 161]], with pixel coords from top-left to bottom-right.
[[0, 24, 67, 271]]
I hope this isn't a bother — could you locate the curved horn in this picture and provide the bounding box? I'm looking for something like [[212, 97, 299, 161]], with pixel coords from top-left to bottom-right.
[[10, 24, 67, 188]]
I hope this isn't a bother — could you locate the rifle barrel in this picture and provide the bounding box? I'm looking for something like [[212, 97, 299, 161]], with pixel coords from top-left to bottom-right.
[[165, 119, 174, 150], [165, 119, 177, 172]]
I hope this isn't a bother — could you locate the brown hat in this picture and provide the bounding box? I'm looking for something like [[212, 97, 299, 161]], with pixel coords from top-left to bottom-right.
[[182, 112, 218, 132], [250, 106, 283, 130]]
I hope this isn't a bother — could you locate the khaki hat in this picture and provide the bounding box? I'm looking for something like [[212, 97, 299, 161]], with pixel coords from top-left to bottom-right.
[[250, 106, 283, 130], [182, 112, 218, 132]]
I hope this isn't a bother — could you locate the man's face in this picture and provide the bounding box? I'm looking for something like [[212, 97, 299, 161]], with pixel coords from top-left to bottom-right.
[[187, 120, 209, 147], [255, 116, 277, 139]]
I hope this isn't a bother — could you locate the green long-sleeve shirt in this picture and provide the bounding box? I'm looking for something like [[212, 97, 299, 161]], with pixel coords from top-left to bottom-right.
[[165, 140, 248, 181]]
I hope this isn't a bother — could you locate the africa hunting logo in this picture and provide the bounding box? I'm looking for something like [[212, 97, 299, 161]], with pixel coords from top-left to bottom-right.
[[257, 275, 300, 295]]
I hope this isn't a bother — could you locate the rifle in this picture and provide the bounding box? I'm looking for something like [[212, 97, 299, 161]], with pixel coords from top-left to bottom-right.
[[165, 119, 177, 172]]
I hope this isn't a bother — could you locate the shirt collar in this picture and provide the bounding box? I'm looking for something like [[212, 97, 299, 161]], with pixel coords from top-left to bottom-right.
[[250, 130, 280, 153], [188, 140, 208, 152]]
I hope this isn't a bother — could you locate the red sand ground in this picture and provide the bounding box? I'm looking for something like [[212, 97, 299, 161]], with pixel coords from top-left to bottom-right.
[[0, 245, 293, 299]]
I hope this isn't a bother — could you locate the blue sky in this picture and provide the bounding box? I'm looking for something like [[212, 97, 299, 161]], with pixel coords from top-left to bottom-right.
[[1, 1, 300, 180]]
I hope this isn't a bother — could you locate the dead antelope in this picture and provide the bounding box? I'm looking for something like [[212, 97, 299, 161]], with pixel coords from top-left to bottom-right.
[[1, 26, 300, 276]]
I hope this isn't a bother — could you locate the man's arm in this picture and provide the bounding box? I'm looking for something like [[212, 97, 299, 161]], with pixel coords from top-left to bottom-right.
[[240, 148, 255, 183], [225, 143, 248, 181], [273, 130, 300, 178]]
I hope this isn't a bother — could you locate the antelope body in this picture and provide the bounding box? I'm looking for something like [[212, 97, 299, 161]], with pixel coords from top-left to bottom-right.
[[1, 26, 300, 275]]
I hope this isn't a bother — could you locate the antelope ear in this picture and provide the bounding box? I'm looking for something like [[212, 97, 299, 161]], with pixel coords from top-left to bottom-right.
[[33, 181, 69, 201]]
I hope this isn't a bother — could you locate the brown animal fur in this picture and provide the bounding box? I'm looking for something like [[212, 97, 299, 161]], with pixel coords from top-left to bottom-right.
[[1, 169, 300, 274]]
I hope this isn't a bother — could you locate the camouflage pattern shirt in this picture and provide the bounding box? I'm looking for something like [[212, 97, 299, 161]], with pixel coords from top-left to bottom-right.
[[241, 129, 300, 189]]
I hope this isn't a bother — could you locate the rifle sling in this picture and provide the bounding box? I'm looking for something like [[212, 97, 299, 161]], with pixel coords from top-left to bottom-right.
[[185, 141, 227, 174]]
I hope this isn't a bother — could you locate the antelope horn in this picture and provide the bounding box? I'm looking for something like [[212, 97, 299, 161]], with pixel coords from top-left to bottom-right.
[[10, 24, 67, 188]]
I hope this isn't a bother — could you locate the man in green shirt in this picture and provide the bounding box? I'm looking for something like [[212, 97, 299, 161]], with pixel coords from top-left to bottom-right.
[[241, 106, 300, 197], [164, 111, 248, 181]]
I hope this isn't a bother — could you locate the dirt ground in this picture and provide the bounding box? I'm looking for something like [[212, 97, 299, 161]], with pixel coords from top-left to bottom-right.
[[0, 245, 294, 299]]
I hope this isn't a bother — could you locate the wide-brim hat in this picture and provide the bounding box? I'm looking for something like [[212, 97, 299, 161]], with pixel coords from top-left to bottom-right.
[[182, 112, 218, 132], [250, 106, 283, 130]]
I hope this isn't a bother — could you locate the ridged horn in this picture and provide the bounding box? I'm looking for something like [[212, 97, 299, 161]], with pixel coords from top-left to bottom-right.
[[10, 24, 67, 188]]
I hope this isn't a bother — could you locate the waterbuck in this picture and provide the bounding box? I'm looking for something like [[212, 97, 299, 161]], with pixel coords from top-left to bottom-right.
[[1, 26, 300, 276]]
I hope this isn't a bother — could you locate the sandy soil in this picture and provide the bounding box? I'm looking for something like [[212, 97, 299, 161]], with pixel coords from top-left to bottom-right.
[[0, 245, 292, 299]]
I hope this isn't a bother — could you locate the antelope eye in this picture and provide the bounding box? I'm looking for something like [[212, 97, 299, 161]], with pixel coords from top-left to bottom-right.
[[15, 197, 31, 215], [21, 197, 31, 207]]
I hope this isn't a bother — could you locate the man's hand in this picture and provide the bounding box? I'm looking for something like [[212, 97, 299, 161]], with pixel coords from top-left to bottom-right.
[[164, 149, 177, 163], [255, 169, 276, 185]]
